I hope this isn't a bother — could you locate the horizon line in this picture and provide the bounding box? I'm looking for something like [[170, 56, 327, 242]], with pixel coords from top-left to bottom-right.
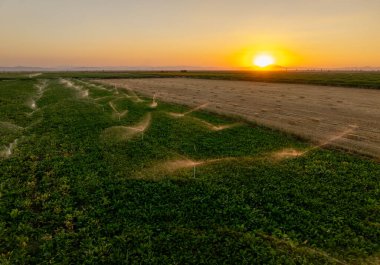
[[1, 65, 380, 72]]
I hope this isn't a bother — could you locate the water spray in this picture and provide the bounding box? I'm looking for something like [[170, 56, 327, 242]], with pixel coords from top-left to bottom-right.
[[168, 103, 209, 118]]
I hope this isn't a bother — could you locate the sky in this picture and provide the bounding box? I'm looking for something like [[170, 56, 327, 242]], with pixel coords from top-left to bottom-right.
[[1, 0, 380, 68]]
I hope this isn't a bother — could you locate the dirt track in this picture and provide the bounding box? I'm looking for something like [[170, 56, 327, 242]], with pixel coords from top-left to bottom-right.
[[96, 78, 380, 159]]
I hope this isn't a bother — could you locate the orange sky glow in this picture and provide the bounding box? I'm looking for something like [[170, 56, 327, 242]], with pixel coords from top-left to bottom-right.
[[0, 0, 379, 69]]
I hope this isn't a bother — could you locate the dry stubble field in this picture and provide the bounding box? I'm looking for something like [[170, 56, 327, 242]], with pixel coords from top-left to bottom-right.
[[97, 78, 380, 159]]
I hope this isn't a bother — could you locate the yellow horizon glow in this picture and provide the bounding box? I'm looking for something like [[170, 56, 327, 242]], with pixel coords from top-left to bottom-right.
[[231, 46, 299, 69]]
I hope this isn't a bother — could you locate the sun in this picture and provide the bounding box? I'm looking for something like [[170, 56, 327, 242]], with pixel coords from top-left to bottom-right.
[[253, 54, 275, 68]]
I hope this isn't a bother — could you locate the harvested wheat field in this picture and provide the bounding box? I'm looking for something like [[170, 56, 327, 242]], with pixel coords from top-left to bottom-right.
[[97, 78, 380, 159]]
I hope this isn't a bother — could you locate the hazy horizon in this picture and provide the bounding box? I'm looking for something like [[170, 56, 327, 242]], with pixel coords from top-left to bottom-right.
[[1, 0, 380, 68], [2, 65, 380, 72]]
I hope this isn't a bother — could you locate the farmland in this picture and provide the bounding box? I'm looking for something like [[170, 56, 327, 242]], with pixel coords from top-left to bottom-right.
[[98, 78, 380, 159], [0, 77, 379, 264], [2, 70, 380, 89]]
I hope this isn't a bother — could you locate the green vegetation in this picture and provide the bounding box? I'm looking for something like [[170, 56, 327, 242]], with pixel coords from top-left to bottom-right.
[[2, 70, 380, 89], [0, 78, 379, 264]]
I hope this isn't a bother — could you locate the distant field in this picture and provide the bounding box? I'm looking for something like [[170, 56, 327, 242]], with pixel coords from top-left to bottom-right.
[[1, 70, 380, 89], [0, 78, 379, 264], [99, 78, 380, 159]]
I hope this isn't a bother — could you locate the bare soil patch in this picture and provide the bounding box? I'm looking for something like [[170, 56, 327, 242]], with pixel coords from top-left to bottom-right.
[[96, 78, 380, 159]]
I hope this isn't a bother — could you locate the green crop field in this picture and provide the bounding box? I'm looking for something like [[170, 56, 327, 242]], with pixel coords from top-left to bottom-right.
[[2, 70, 380, 89], [0, 77, 379, 264]]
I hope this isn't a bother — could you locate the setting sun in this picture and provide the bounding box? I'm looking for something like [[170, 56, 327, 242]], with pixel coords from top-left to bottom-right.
[[253, 55, 275, 68]]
